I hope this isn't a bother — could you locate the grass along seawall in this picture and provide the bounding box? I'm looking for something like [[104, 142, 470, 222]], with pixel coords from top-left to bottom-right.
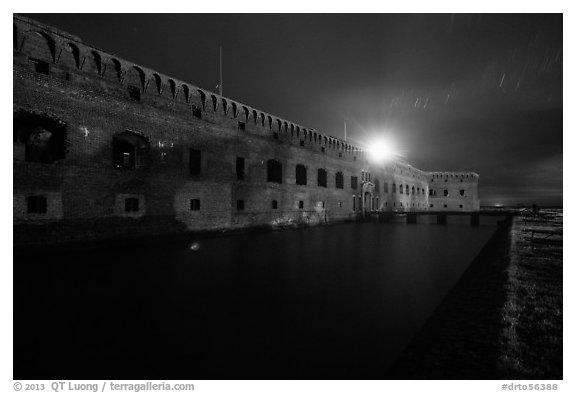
[[388, 210, 562, 379]]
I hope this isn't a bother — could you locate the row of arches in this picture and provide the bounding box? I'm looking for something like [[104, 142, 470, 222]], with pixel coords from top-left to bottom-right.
[[14, 18, 365, 156]]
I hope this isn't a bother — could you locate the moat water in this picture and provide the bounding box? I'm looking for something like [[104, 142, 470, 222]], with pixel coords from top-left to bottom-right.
[[14, 217, 503, 379]]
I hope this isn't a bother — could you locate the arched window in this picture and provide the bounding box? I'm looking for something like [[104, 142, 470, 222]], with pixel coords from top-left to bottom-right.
[[91, 51, 102, 75], [267, 159, 282, 183], [197, 89, 207, 109], [13, 111, 67, 163], [181, 84, 190, 103], [231, 102, 238, 117], [36, 32, 56, 63], [222, 99, 228, 114], [152, 74, 162, 94], [317, 168, 327, 187], [211, 95, 218, 111], [412, 186, 415, 195], [252, 110, 258, 124], [168, 79, 176, 99], [108, 58, 122, 82], [444, 189, 449, 197], [335, 172, 344, 189], [243, 106, 249, 121], [295, 164, 307, 185], [260, 113, 265, 126], [112, 131, 149, 169], [68, 43, 81, 69], [400, 184, 403, 194]]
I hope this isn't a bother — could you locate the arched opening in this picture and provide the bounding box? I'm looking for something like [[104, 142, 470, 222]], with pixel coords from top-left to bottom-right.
[[197, 89, 206, 109], [211, 95, 218, 111], [168, 79, 176, 99], [37, 31, 56, 63], [295, 164, 307, 185], [267, 159, 282, 183], [13, 111, 67, 163], [231, 102, 238, 118], [152, 74, 162, 94], [90, 51, 102, 75], [180, 84, 190, 103], [112, 131, 149, 169], [68, 43, 81, 69], [107, 58, 123, 82]]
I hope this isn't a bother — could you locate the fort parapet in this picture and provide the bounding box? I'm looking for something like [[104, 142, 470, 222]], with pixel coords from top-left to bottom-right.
[[13, 15, 480, 247]]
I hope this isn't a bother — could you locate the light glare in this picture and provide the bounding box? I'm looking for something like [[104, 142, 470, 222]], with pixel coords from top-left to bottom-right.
[[367, 139, 397, 162]]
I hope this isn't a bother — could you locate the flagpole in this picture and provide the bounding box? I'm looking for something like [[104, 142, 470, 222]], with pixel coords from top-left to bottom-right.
[[219, 46, 223, 96], [344, 122, 347, 141]]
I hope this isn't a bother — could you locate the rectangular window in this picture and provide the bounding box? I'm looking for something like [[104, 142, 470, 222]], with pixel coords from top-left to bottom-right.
[[192, 106, 202, 119], [128, 85, 141, 101], [189, 149, 201, 175], [272, 200, 278, 209], [125, 197, 139, 212], [351, 176, 358, 190], [321, 147, 326, 153], [123, 152, 131, 167], [236, 157, 245, 180], [430, 204, 434, 208], [298, 200, 304, 209], [236, 200, 245, 211], [353, 196, 356, 211], [30, 58, 49, 75], [27, 195, 47, 214], [190, 199, 201, 211], [459, 204, 463, 208], [300, 140, 305, 147], [238, 121, 246, 130]]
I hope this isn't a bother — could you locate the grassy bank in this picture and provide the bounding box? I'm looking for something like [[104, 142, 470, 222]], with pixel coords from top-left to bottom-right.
[[388, 211, 562, 379]]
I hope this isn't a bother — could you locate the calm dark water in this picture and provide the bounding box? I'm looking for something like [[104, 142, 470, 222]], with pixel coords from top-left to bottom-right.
[[14, 219, 500, 379]]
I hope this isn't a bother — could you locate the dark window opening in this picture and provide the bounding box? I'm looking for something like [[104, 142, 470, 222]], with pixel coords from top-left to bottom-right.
[[190, 199, 201, 211], [189, 148, 202, 175], [192, 106, 202, 119], [236, 157, 245, 180], [238, 121, 246, 130], [236, 200, 245, 211], [267, 159, 282, 183], [272, 200, 278, 209], [30, 58, 49, 75], [459, 204, 463, 208], [14, 112, 67, 163], [459, 189, 465, 196], [128, 85, 141, 101], [125, 198, 139, 212], [444, 204, 448, 208], [273, 132, 279, 139], [400, 185, 404, 194], [339, 201, 342, 208], [429, 189, 434, 196], [335, 172, 344, 189], [430, 204, 434, 208], [317, 168, 327, 187], [27, 196, 47, 214], [353, 196, 356, 211], [299, 200, 304, 209], [113, 132, 149, 169], [444, 189, 449, 197], [351, 176, 358, 190], [339, 152, 342, 158], [384, 183, 389, 193], [295, 164, 307, 185], [300, 140, 305, 147], [321, 147, 326, 153]]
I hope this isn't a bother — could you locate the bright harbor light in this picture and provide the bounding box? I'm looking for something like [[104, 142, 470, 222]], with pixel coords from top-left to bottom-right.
[[367, 138, 399, 163]]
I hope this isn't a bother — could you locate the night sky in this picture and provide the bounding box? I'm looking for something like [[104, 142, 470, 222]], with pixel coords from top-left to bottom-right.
[[24, 13, 563, 206]]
